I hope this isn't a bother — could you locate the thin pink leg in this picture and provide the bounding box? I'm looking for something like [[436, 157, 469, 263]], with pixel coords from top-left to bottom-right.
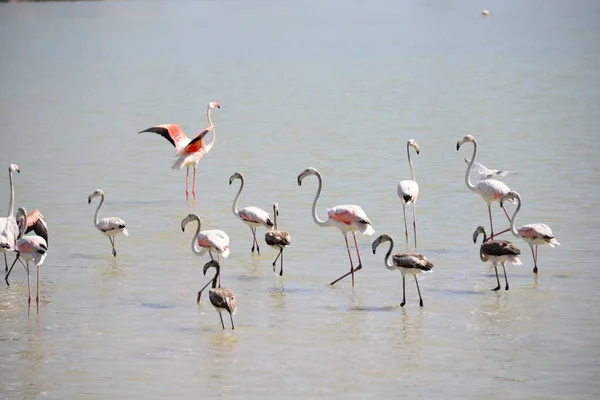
[[185, 168, 190, 200], [501, 204, 511, 222], [412, 202, 418, 249], [533, 245, 539, 274], [493, 228, 510, 238], [192, 167, 197, 201], [530, 245, 537, 274], [26, 261, 31, 311], [329, 234, 355, 286], [36, 264, 40, 313], [402, 204, 409, 245], [488, 204, 494, 239]]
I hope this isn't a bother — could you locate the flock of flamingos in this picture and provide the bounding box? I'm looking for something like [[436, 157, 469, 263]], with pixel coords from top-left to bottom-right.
[[0, 101, 560, 329]]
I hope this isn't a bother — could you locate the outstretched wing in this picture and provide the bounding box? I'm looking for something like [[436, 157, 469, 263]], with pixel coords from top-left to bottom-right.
[[464, 158, 517, 180], [182, 128, 211, 154], [139, 124, 191, 153], [25, 209, 49, 246]]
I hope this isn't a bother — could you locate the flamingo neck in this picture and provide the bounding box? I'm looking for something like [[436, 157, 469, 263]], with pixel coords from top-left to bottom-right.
[[93, 195, 104, 229], [407, 143, 416, 181], [7, 168, 15, 218], [211, 264, 220, 289], [190, 216, 203, 256], [382, 237, 395, 271], [508, 194, 521, 238], [231, 177, 244, 217], [273, 210, 278, 230], [464, 141, 477, 192], [310, 171, 329, 227], [205, 107, 216, 153]]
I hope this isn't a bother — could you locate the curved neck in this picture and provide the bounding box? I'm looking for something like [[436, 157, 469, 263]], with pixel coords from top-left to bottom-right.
[[211, 264, 220, 289], [7, 168, 15, 218], [310, 172, 329, 227], [464, 141, 477, 191], [407, 143, 416, 181], [189, 216, 203, 256], [232, 176, 244, 216], [207, 107, 214, 127], [383, 238, 395, 270], [205, 107, 216, 153], [508, 194, 521, 238], [273, 209, 278, 230], [93, 195, 104, 229]]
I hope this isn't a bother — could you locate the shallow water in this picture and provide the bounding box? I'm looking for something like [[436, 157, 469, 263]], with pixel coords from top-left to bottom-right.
[[1, 0, 599, 398]]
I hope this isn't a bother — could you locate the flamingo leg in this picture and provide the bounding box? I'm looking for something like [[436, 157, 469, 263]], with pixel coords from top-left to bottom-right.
[[492, 264, 501, 291], [218, 312, 225, 329], [250, 227, 260, 255], [502, 262, 509, 290], [532, 245, 539, 274], [487, 204, 495, 239], [412, 202, 418, 249], [400, 276, 406, 307], [5, 254, 21, 286], [209, 252, 214, 261], [402, 203, 409, 245], [26, 261, 31, 307], [492, 228, 510, 238], [36, 264, 40, 312], [272, 248, 283, 271], [280, 250, 284, 277], [185, 168, 190, 200], [329, 234, 356, 286], [230, 312, 235, 330], [502, 204, 511, 222], [192, 167, 197, 201], [3, 253, 7, 274], [414, 275, 423, 307]]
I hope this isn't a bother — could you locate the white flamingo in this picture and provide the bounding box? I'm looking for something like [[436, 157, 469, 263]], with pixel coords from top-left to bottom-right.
[[457, 135, 512, 239], [397, 139, 420, 248], [500, 191, 560, 274], [372, 234, 434, 307], [6, 207, 48, 312], [264, 203, 291, 276], [297, 167, 375, 287], [473, 225, 522, 291], [139, 101, 220, 201], [88, 189, 129, 257], [463, 158, 517, 182], [0, 164, 20, 275], [197, 260, 237, 329], [229, 172, 273, 255]]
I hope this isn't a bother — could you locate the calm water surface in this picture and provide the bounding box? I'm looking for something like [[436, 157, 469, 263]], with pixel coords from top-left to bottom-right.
[[1, 0, 599, 398]]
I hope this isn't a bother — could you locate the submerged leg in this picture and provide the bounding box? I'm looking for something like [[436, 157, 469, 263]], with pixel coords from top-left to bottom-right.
[[109, 237, 116, 257], [529, 245, 537, 274], [401, 276, 406, 307], [329, 234, 356, 286], [415, 275, 424, 307], [272, 248, 283, 272], [229, 312, 235, 330], [502, 262, 509, 291], [492, 264, 501, 291], [280, 250, 284, 277]]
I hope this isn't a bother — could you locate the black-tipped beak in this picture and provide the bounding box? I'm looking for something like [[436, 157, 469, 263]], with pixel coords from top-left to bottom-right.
[[87, 198, 91, 204], [416, 150, 420, 155], [456, 142, 460, 151]]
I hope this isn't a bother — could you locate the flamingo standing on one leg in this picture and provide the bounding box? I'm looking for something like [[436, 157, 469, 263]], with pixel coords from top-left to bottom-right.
[[473, 225, 522, 291], [264, 203, 291, 276], [7, 207, 48, 313], [457, 135, 513, 239], [229, 172, 273, 255], [1, 164, 20, 275], [139, 101, 220, 201], [372, 234, 434, 307], [297, 167, 375, 287], [88, 189, 129, 257], [197, 260, 237, 329], [397, 139, 420, 248], [181, 213, 230, 287], [5, 209, 48, 285], [500, 191, 560, 274]]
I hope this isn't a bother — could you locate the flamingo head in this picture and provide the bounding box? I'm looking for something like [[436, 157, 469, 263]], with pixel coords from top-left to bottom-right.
[[371, 234, 392, 255], [229, 172, 243, 185], [473, 225, 487, 244], [500, 191, 519, 207], [456, 134, 475, 151], [15, 207, 27, 232], [208, 101, 221, 110], [297, 167, 319, 186], [9, 164, 20, 174], [181, 213, 200, 232], [408, 139, 420, 154], [88, 189, 105, 204]]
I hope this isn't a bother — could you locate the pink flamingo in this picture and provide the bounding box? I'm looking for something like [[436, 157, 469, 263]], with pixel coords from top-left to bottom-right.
[[5, 209, 48, 285], [139, 101, 220, 201], [229, 172, 274, 255], [297, 167, 375, 287], [500, 191, 560, 274], [456, 135, 512, 239], [397, 139, 420, 248], [6, 207, 48, 312]]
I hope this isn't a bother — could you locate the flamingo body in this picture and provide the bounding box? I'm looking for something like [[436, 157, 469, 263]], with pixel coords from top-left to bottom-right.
[[265, 203, 292, 276], [1, 164, 20, 273], [397, 139, 420, 247], [197, 261, 237, 329], [88, 189, 128, 257], [473, 225, 521, 291], [196, 230, 231, 259]]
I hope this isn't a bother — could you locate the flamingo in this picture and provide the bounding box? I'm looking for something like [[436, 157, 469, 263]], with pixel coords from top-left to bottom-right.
[[229, 172, 273, 255], [372, 234, 434, 307], [139, 101, 220, 201], [397, 139, 420, 248], [500, 191, 560, 274], [1, 164, 20, 275], [297, 167, 375, 287], [457, 135, 513, 239], [473, 225, 522, 291], [463, 158, 517, 182], [197, 260, 237, 329], [88, 189, 129, 257], [264, 203, 291, 276], [5, 209, 48, 285], [6, 207, 48, 312], [181, 213, 230, 286]]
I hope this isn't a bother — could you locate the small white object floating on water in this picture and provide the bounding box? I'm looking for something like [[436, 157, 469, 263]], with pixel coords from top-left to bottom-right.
[[481, 9, 491, 16]]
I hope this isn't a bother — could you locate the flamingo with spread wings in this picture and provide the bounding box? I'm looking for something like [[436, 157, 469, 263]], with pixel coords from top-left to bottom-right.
[[139, 101, 220, 201]]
